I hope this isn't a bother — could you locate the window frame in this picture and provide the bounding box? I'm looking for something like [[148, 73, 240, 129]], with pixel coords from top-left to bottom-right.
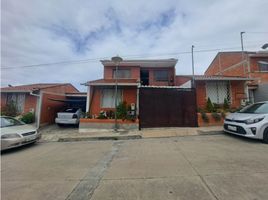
[[154, 70, 169, 82], [100, 89, 123, 108], [113, 69, 131, 79], [258, 61, 268, 72]]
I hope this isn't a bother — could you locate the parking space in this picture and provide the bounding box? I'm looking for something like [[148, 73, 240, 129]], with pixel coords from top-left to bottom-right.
[[1, 134, 268, 200]]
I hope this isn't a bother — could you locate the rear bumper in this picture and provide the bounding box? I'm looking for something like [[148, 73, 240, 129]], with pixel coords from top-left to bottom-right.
[[55, 118, 79, 124]]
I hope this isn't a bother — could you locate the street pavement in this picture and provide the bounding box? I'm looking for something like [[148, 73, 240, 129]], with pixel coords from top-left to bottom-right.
[[1, 133, 268, 200]]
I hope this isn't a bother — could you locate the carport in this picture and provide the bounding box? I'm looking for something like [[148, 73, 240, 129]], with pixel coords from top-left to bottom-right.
[[39, 92, 87, 126]]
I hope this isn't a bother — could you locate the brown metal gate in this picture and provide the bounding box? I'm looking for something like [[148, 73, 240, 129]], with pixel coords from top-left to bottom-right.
[[139, 88, 198, 128]]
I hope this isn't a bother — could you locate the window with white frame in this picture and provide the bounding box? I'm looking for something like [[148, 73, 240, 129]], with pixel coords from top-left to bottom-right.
[[113, 69, 131, 79], [101, 89, 122, 108], [206, 81, 231, 104], [258, 61, 268, 71]]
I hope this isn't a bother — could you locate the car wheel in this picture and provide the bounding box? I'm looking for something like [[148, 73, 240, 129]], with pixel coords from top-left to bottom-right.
[[263, 127, 268, 144]]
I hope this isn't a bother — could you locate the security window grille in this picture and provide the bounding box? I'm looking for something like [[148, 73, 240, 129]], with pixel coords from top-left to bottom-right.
[[258, 61, 268, 71], [154, 70, 169, 81], [206, 81, 231, 104], [113, 69, 131, 79], [101, 89, 122, 108], [6, 93, 25, 113]]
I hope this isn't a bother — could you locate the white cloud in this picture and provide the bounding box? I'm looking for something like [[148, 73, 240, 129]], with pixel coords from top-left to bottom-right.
[[1, 0, 268, 91]]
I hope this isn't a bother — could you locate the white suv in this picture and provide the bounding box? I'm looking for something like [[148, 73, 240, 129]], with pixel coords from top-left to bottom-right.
[[224, 101, 268, 143], [55, 107, 83, 126]]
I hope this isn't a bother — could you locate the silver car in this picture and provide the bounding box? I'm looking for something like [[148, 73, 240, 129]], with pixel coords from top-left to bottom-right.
[[1, 116, 41, 151], [224, 101, 268, 143], [55, 107, 82, 126]]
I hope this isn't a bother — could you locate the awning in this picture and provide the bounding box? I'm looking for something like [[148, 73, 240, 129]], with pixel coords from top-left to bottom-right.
[[48, 98, 86, 102]]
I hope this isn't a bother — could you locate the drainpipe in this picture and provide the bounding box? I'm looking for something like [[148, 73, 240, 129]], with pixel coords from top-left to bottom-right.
[[30, 91, 42, 129]]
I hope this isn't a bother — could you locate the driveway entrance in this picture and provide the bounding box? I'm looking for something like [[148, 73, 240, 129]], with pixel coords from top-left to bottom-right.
[[139, 87, 197, 128]]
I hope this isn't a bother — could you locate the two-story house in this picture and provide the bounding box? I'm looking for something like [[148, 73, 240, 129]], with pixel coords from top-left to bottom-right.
[[205, 51, 268, 102], [85, 59, 177, 116]]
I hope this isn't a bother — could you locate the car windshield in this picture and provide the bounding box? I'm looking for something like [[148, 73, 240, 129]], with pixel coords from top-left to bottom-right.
[[238, 103, 268, 114], [0, 117, 25, 128], [63, 108, 79, 113]]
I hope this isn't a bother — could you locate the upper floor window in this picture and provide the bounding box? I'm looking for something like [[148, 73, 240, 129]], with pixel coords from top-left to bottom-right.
[[113, 69, 131, 79], [258, 61, 268, 71], [154, 70, 169, 81]]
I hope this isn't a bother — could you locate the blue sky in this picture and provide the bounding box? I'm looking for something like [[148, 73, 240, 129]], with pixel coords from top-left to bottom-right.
[[1, 0, 268, 91]]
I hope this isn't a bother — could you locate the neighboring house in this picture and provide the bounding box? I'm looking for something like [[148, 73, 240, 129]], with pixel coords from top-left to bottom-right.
[[205, 51, 268, 102], [1, 83, 80, 127], [175, 75, 253, 108]]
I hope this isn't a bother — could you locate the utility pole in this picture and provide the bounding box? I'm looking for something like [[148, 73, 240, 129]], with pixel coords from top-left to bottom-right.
[[111, 56, 123, 132], [191, 45, 195, 88], [240, 31, 247, 76]]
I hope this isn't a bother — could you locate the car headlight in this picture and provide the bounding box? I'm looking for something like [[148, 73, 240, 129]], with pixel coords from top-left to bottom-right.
[[1, 133, 21, 139], [245, 117, 264, 124]]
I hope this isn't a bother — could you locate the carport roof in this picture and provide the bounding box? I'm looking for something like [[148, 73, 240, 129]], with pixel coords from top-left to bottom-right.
[[176, 75, 256, 81], [1, 83, 73, 93]]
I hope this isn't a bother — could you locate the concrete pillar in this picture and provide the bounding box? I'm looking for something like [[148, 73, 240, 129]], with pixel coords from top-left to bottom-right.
[[86, 86, 90, 113]]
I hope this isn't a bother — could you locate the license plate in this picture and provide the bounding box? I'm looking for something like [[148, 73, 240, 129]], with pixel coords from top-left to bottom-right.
[[25, 135, 36, 142], [228, 125, 237, 132]]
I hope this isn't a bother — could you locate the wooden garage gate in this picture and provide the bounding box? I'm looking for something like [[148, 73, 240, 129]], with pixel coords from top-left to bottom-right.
[[139, 87, 198, 128]]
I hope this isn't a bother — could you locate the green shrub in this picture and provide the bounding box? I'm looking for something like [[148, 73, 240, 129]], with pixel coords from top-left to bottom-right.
[[206, 98, 214, 113], [223, 98, 230, 110], [116, 101, 128, 119], [20, 112, 35, 124], [197, 107, 204, 113], [1, 101, 18, 117], [221, 111, 226, 119], [212, 112, 221, 122], [201, 112, 209, 123], [85, 112, 92, 118], [106, 110, 115, 119], [97, 111, 107, 119]]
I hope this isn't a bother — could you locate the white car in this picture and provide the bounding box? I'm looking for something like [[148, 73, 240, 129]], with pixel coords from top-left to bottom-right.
[[55, 107, 82, 126], [224, 101, 268, 143], [1, 116, 41, 151]]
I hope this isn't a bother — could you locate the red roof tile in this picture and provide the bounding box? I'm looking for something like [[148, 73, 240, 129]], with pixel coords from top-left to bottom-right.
[[1, 83, 69, 92]]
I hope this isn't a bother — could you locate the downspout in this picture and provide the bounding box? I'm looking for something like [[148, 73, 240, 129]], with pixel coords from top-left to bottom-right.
[[30, 90, 42, 129]]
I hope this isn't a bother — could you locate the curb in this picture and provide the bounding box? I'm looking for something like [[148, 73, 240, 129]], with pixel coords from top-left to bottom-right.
[[58, 135, 142, 142]]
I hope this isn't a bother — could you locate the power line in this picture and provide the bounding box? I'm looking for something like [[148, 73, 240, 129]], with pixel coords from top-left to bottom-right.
[[1, 43, 264, 70], [246, 31, 268, 34]]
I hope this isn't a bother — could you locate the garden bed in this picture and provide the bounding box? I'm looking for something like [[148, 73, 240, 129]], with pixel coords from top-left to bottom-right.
[[79, 118, 139, 130], [197, 112, 225, 127]]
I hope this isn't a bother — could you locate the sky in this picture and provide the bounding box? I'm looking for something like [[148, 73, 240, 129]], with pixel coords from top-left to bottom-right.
[[1, 0, 268, 91]]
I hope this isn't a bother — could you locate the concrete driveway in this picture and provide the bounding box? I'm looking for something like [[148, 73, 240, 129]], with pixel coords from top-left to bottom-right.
[[1, 134, 268, 200]]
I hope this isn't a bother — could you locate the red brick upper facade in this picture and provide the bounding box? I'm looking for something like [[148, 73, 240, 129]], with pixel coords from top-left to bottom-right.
[[98, 59, 177, 86], [205, 51, 268, 83]]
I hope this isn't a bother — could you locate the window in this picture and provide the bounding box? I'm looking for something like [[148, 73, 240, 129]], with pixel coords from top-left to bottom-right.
[[6, 93, 25, 113], [154, 70, 169, 81], [258, 61, 268, 71], [206, 81, 231, 104], [113, 69, 131, 79], [101, 89, 122, 108]]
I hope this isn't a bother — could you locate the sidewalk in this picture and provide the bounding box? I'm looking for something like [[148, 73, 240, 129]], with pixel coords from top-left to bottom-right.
[[40, 125, 223, 142]]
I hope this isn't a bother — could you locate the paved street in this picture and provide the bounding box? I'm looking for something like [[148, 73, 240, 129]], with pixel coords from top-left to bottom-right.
[[1, 133, 268, 200]]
